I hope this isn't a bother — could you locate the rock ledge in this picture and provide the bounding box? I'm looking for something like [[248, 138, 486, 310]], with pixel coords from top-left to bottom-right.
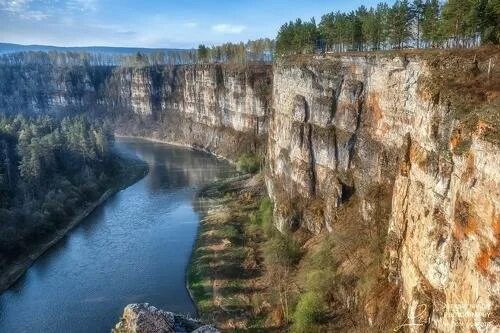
[[113, 303, 219, 333]]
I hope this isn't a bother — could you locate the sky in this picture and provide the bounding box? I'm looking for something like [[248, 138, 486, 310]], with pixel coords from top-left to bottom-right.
[[1, 0, 390, 48]]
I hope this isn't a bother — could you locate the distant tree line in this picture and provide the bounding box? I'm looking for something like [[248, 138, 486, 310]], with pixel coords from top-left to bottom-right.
[[197, 38, 275, 64], [0, 49, 198, 66], [0, 39, 275, 67], [0, 115, 133, 269], [276, 0, 499, 55]]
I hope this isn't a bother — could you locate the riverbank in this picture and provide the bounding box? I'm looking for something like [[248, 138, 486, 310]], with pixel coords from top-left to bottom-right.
[[188, 173, 383, 332], [115, 135, 238, 165], [187, 173, 288, 332], [0, 154, 148, 293]]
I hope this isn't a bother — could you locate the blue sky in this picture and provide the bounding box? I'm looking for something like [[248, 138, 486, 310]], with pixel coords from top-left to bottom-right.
[[1, 0, 390, 48]]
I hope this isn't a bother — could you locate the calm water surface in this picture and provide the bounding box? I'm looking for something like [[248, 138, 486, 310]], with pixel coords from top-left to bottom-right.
[[0, 138, 235, 333]]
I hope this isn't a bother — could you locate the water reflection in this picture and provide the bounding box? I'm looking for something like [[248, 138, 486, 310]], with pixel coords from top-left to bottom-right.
[[0, 138, 236, 333]]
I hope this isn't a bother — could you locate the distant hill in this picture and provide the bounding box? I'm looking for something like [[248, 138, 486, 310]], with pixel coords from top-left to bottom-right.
[[0, 42, 192, 55]]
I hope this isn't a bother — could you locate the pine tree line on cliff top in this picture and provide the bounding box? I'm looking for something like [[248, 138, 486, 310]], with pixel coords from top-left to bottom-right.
[[275, 0, 499, 55], [197, 39, 274, 64], [1, 0, 497, 66]]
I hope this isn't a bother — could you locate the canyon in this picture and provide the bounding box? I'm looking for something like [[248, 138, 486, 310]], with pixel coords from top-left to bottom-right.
[[0, 48, 498, 331]]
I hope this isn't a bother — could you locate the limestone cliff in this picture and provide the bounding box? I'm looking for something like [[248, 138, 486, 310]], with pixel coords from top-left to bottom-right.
[[111, 64, 272, 158], [0, 62, 272, 159], [0, 49, 498, 332], [266, 50, 499, 331]]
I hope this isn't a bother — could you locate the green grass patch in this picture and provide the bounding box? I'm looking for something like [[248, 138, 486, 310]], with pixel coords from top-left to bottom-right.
[[237, 153, 262, 174], [291, 292, 326, 333]]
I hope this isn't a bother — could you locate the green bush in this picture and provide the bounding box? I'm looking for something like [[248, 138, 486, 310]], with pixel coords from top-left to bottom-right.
[[291, 291, 325, 333], [236, 153, 261, 174], [305, 236, 336, 269], [258, 197, 273, 223], [297, 236, 337, 306], [250, 196, 275, 237], [263, 233, 302, 268]]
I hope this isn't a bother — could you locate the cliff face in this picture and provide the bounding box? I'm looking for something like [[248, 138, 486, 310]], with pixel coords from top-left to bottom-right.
[[0, 51, 498, 332], [112, 64, 272, 158], [266, 52, 499, 331], [0, 63, 272, 159]]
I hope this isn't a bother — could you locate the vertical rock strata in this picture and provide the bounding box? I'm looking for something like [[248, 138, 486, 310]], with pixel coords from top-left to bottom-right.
[[0, 51, 498, 331], [109, 64, 272, 159], [267, 54, 499, 331], [0, 63, 272, 158]]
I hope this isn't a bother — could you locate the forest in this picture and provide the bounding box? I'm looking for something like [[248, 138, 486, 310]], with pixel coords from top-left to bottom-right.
[[0, 0, 498, 67], [0, 38, 275, 67], [276, 0, 499, 55], [196, 38, 275, 63], [0, 115, 144, 273]]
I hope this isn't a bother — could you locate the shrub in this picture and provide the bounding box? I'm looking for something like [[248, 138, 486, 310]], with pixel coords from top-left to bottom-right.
[[237, 153, 261, 174], [263, 233, 302, 269], [250, 196, 274, 236], [258, 197, 273, 223], [303, 269, 336, 296], [291, 291, 325, 333], [306, 236, 336, 269]]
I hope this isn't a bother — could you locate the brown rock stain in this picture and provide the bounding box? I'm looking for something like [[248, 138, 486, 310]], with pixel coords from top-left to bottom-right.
[[453, 200, 479, 240], [409, 144, 428, 170], [367, 92, 383, 126]]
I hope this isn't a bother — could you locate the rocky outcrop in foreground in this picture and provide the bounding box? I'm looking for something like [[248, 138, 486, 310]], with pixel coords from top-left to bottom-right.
[[113, 303, 219, 333]]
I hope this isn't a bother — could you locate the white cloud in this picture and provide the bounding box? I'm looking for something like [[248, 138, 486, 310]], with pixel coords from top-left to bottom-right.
[[183, 21, 198, 28], [20, 10, 47, 20], [68, 0, 97, 12], [212, 23, 246, 34], [0, 0, 96, 22], [0, 0, 50, 20], [0, 0, 32, 13]]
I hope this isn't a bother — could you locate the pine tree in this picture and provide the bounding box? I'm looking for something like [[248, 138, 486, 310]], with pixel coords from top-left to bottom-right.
[[411, 0, 426, 47], [441, 0, 475, 46], [471, 0, 500, 45], [389, 0, 413, 48], [197, 45, 209, 63], [422, 0, 443, 46]]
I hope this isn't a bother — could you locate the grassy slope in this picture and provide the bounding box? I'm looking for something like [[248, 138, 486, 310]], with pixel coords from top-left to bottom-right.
[[188, 174, 283, 332]]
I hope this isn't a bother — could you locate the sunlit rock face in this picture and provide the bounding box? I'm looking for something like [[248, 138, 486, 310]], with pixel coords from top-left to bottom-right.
[[113, 303, 219, 333], [1, 53, 498, 332], [267, 55, 499, 332], [104, 64, 273, 159], [0, 63, 272, 159]]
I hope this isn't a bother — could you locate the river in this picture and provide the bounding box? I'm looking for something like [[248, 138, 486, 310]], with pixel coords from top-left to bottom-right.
[[0, 138, 236, 333]]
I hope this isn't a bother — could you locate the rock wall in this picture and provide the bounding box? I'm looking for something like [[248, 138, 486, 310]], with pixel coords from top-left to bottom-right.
[[1, 50, 498, 332], [266, 52, 499, 331], [112, 64, 272, 158], [0, 63, 272, 159]]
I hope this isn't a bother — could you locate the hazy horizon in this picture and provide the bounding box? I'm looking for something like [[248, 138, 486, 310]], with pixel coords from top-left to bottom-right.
[[1, 0, 391, 48]]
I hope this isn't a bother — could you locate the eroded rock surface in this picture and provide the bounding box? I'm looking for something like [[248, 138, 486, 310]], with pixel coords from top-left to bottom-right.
[[1, 50, 498, 332], [266, 52, 499, 331], [112, 303, 219, 333]]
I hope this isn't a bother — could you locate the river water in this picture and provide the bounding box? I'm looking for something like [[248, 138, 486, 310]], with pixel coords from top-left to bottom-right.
[[0, 138, 236, 333]]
